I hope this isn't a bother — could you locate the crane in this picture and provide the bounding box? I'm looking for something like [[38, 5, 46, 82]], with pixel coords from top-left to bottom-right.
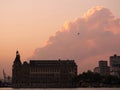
[[3, 69, 7, 82]]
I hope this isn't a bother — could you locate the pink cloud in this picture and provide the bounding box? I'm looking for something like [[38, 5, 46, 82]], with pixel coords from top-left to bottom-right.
[[30, 6, 120, 73]]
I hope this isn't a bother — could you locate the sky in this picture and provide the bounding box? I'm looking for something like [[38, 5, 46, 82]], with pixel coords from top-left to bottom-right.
[[0, 0, 120, 78]]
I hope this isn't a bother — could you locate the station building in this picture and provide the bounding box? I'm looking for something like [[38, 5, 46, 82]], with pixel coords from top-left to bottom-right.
[[12, 51, 77, 88]]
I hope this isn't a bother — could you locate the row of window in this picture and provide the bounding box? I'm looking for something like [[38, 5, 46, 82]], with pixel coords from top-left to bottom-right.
[[30, 67, 75, 73]]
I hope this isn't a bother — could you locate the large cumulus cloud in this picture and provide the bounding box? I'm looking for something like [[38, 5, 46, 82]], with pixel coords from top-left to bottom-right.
[[30, 6, 120, 73]]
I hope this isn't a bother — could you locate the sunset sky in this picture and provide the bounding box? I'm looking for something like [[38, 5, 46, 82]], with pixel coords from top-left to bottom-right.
[[0, 0, 120, 78]]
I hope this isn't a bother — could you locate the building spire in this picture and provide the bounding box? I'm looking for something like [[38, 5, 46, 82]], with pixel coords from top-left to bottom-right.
[[14, 50, 21, 64], [16, 50, 19, 56], [16, 50, 18, 54]]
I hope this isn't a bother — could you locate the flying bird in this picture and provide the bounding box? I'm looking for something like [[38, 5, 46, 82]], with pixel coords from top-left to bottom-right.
[[77, 33, 80, 35]]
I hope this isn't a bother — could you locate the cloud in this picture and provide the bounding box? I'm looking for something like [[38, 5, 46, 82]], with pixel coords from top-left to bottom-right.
[[30, 6, 120, 73]]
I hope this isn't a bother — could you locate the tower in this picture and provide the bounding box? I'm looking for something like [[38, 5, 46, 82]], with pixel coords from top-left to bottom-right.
[[99, 60, 110, 76], [110, 54, 120, 77], [13, 51, 21, 65], [12, 51, 22, 87]]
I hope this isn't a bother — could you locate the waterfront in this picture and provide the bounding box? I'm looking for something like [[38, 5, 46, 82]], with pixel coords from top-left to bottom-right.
[[0, 88, 120, 90]]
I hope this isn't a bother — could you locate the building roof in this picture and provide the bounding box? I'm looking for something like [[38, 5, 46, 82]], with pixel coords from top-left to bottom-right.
[[29, 60, 77, 67], [110, 54, 120, 59]]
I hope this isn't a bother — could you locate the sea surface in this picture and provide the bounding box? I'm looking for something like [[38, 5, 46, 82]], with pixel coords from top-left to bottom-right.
[[0, 88, 119, 90]]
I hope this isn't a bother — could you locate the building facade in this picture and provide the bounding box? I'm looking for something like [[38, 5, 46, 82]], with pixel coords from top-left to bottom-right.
[[99, 61, 110, 76], [110, 54, 120, 77], [94, 60, 110, 76], [12, 51, 77, 88]]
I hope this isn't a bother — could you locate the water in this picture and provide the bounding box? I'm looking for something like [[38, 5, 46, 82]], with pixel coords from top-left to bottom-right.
[[0, 88, 119, 90]]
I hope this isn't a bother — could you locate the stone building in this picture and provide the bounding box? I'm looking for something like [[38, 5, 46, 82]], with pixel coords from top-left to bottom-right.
[[12, 51, 77, 88]]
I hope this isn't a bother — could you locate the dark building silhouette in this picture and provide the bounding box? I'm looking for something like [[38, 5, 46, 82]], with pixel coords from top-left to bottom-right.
[[12, 51, 77, 88], [94, 60, 110, 76], [99, 60, 110, 76], [110, 54, 120, 77]]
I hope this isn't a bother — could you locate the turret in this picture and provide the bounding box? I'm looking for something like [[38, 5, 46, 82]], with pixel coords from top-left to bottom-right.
[[12, 51, 22, 87], [13, 51, 21, 65]]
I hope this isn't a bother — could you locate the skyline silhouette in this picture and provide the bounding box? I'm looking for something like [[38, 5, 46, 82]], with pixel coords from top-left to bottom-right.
[[0, 0, 120, 78], [0, 51, 120, 88]]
